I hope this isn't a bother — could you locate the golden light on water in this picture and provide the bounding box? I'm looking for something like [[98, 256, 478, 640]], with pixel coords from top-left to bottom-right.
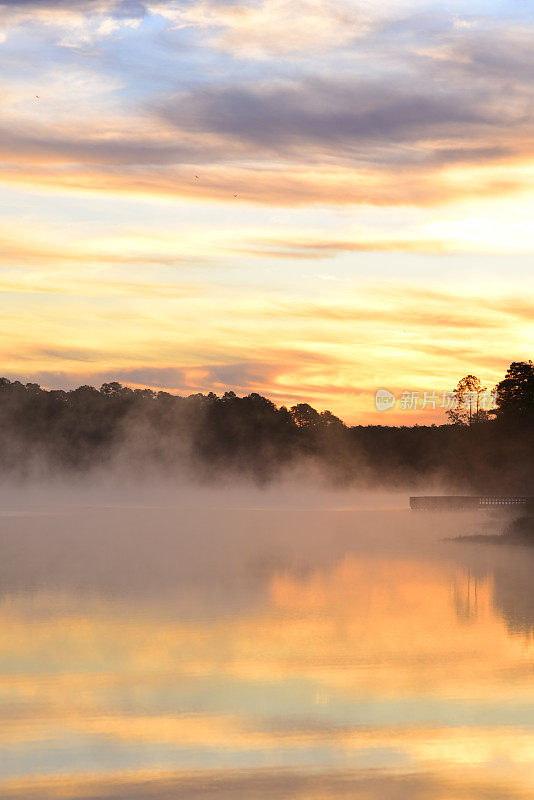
[[1, 504, 534, 798]]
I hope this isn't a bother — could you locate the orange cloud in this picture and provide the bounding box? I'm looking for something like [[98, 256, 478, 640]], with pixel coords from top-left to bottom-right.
[[2, 767, 534, 800]]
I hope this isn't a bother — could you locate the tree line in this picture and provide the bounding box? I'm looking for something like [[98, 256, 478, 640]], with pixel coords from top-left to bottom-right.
[[0, 361, 533, 490]]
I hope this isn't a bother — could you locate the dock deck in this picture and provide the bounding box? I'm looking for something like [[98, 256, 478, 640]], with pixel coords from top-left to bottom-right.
[[410, 496, 534, 512]]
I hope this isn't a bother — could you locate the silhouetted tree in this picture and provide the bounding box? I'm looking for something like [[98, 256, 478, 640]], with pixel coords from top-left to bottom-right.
[[290, 403, 321, 428], [447, 375, 488, 425], [0, 361, 532, 490], [320, 410, 343, 427], [494, 361, 534, 425]]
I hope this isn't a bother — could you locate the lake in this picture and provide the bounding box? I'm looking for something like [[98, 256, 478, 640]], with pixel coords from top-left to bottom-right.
[[1, 488, 533, 799]]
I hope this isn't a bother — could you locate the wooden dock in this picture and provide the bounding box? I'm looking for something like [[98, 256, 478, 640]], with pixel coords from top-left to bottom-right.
[[410, 496, 534, 512]]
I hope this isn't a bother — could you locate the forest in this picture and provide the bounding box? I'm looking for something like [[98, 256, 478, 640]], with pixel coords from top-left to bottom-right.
[[0, 361, 533, 492]]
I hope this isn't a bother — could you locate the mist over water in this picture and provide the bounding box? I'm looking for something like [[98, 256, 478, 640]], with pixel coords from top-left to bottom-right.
[[1, 482, 534, 799]]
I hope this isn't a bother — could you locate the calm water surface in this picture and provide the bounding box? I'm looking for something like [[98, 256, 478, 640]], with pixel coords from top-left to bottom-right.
[[1, 493, 533, 799]]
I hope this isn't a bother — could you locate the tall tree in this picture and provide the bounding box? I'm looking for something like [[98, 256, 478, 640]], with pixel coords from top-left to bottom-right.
[[447, 375, 487, 425], [494, 361, 534, 424]]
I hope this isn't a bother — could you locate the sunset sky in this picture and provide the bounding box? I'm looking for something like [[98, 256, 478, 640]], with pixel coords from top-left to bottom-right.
[[1, 0, 533, 423]]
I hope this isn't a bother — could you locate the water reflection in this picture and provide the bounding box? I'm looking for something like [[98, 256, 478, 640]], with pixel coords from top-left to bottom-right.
[[451, 538, 534, 637], [453, 569, 481, 621], [1, 502, 534, 799]]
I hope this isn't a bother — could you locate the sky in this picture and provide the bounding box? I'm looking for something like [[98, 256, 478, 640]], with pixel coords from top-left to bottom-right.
[[0, 0, 533, 423]]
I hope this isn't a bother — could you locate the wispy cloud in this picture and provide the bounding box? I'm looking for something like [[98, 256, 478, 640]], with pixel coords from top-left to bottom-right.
[[0, 7, 533, 209], [163, 77, 492, 152], [5, 281, 531, 423], [149, 0, 376, 57], [3, 767, 534, 800]]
